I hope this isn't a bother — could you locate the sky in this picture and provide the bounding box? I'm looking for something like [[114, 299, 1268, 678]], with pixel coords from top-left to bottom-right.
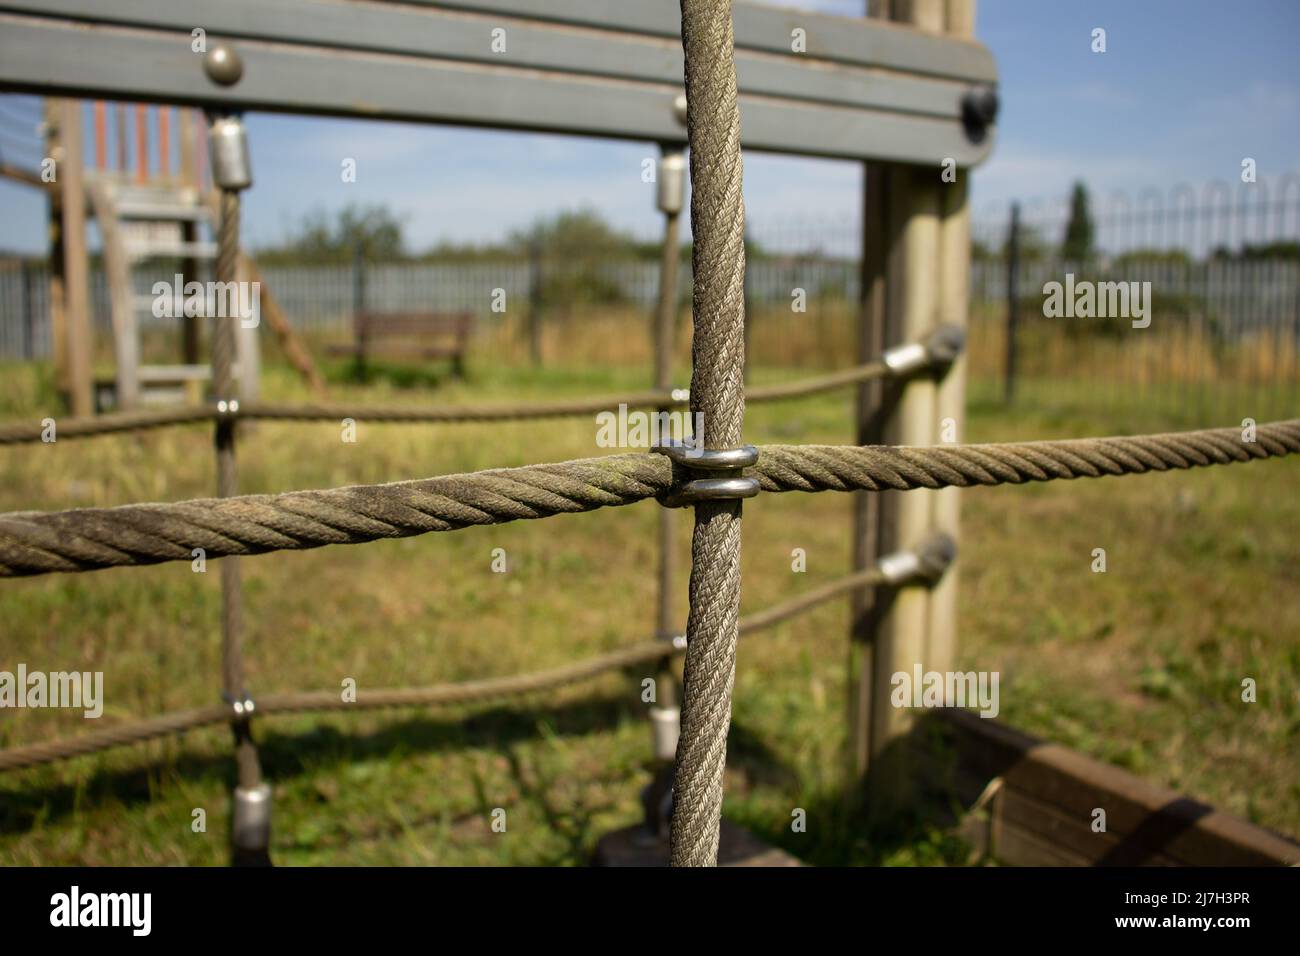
[[0, 0, 1297, 254]]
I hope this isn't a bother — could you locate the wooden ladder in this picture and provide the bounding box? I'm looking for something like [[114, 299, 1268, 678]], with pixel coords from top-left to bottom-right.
[[87, 178, 261, 409]]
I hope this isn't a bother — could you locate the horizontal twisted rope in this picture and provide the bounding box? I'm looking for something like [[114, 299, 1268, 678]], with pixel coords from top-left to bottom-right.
[[0, 453, 669, 577], [0, 361, 896, 445], [0, 420, 1295, 578], [0, 565, 892, 771], [749, 420, 1300, 493], [0, 406, 218, 444]]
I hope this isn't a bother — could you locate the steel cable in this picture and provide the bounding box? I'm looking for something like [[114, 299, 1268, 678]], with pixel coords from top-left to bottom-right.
[[0, 360, 903, 445], [671, 0, 749, 867], [0, 421, 1296, 578], [0, 566, 896, 772]]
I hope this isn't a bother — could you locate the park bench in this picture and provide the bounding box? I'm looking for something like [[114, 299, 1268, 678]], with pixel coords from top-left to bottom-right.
[[327, 310, 473, 377]]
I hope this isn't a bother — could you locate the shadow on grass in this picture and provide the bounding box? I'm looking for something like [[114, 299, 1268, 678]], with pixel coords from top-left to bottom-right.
[[726, 716, 976, 867], [0, 692, 794, 846], [0, 702, 974, 867]]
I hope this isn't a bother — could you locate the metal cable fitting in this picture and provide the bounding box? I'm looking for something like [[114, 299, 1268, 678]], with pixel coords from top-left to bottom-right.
[[672, 92, 688, 127], [652, 439, 760, 508], [208, 113, 252, 191], [881, 324, 967, 377], [657, 151, 686, 216], [649, 705, 681, 762], [876, 532, 957, 586], [961, 85, 999, 143], [222, 691, 257, 721], [231, 782, 272, 855], [657, 630, 688, 650]]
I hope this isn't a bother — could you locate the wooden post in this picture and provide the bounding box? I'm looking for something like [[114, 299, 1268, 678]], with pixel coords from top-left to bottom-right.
[[848, 157, 891, 781], [134, 104, 148, 184], [158, 107, 171, 180], [866, 164, 942, 814], [853, 0, 972, 816], [179, 109, 200, 364], [59, 99, 94, 417], [115, 103, 128, 173], [195, 110, 208, 191], [43, 99, 69, 399], [178, 109, 196, 190], [849, 0, 901, 787], [929, 72, 974, 680], [1004, 202, 1020, 404], [92, 102, 107, 170], [235, 258, 262, 406], [88, 181, 139, 410]]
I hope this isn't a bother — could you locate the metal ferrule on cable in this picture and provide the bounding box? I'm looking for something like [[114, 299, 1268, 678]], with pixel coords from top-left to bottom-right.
[[656, 151, 686, 217], [209, 115, 252, 193], [881, 324, 967, 377], [651, 438, 760, 509], [875, 532, 958, 587]]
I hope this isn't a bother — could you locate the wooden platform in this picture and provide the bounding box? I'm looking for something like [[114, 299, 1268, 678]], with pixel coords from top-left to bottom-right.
[[594, 820, 802, 867], [936, 709, 1300, 866]]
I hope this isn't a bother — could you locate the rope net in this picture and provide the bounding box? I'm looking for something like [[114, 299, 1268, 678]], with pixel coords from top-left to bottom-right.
[[2, 0, 1296, 868]]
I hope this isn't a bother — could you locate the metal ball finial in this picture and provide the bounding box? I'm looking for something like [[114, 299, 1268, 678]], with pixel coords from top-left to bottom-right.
[[204, 43, 245, 87]]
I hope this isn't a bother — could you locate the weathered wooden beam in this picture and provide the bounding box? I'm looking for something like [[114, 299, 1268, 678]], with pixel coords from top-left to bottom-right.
[[0, 0, 997, 165], [927, 0, 975, 697], [939, 709, 1300, 867], [858, 0, 962, 818]]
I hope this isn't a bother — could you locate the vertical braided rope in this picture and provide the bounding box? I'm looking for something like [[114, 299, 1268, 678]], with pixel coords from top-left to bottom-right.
[[670, 0, 748, 868], [214, 185, 260, 790]]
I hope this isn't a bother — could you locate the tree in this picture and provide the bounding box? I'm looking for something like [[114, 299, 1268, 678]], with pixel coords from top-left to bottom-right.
[[507, 208, 641, 261], [1061, 181, 1095, 263], [257, 203, 406, 264], [508, 209, 640, 308]]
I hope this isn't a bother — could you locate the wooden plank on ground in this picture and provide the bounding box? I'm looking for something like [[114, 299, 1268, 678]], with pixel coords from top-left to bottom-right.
[[935, 709, 1300, 866]]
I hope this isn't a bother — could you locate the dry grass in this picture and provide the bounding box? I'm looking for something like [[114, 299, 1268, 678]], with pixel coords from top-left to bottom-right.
[[0, 348, 1295, 865]]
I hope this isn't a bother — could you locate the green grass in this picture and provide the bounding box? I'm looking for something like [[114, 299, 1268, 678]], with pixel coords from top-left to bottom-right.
[[0, 354, 1296, 865]]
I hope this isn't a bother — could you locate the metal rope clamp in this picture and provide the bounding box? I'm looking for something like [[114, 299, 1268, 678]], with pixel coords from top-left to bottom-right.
[[651, 439, 760, 509], [222, 690, 257, 723]]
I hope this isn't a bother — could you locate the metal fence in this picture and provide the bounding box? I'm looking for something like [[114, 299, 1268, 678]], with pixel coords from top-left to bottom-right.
[[0, 243, 865, 370], [2, 177, 1298, 424], [969, 175, 1300, 425]]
